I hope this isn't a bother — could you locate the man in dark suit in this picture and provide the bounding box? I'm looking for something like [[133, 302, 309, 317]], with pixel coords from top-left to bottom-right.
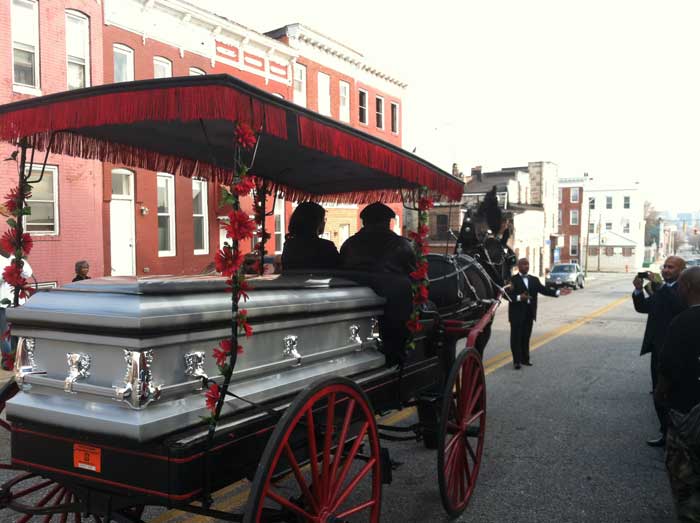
[[655, 266, 700, 520], [633, 255, 686, 447], [507, 258, 568, 370]]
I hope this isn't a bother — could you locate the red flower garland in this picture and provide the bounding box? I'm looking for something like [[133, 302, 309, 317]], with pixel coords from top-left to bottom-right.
[[205, 122, 258, 417], [405, 191, 434, 349]]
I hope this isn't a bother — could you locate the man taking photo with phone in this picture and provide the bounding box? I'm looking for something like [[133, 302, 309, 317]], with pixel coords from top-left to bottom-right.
[[633, 256, 686, 447]]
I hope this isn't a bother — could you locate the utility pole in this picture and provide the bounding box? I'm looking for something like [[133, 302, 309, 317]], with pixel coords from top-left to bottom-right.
[[584, 196, 593, 275], [597, 214, 602, 272]]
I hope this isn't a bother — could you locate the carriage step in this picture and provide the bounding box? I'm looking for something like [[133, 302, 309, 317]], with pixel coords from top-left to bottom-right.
[[416, 392, 442, 449]]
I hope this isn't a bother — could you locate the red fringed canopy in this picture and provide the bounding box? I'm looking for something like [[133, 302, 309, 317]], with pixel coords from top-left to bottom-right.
[[0, 75, 462, 203]]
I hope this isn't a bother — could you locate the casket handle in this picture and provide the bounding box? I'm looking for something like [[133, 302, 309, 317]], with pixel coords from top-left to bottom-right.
[[65, 353, 91, 393], [283, 335, 302, 367]]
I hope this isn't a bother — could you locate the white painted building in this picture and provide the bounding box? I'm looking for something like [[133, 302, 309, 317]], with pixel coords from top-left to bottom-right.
[[583, 182, 644, 272]]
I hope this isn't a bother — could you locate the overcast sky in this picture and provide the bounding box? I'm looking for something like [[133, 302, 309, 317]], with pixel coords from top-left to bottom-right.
[[201, 0, 700, 213]]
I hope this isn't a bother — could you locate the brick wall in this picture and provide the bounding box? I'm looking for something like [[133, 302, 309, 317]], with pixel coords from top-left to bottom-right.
[[0, 0, 105, 286], [558, 186, 584, 264]]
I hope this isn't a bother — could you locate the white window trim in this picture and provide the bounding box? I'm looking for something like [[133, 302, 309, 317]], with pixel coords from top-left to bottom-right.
[[192, 179, 209, 255], [111, 168, 134, 201], [113, 43, 134, 82], [65, 9, 90, 90], [24, 164, 59, 236], [157, 173, 176, 257], [339, 80, 350, 123], [375, 95, 385, 130], [390, 102, 400, 134], [293, 62, 307, 108], [570, 209, 579, 226], [570, 187, 580, 203], [153, 56, 172, 78], [358, 88, 368, 125], [12, 0, 40, 93], [317, 71, 331, 116], [570, 236, 579, 256], [189, 67, 205, 76], [274, 196, 285, 255]]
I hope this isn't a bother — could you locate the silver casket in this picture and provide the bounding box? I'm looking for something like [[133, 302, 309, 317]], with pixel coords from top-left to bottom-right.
[[6, 274, 386, 441]]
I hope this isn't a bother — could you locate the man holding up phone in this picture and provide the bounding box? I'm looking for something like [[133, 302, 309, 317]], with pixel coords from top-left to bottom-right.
[[507, 258, 570, 370], [633, 256, 686, 447]]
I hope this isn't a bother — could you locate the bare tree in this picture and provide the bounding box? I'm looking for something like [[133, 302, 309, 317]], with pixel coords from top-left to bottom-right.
[[644, 201, 660, 246]]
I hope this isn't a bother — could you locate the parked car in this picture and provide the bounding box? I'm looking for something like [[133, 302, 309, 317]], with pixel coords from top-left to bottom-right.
[[546, 263, 585, 289], [687, 258, 700, 267]]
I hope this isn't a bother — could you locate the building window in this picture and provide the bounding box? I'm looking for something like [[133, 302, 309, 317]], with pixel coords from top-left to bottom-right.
[[358, 89, 368, 125], [570, 209, 579, 226], [624, 196, 630, 209], [570, 235, 579, 256], [293, 63, 306, 107], [605, 222, 612, 231], [623, 221, 630, 234], [25, 165, 59, 235], [390, 102, 399, 134], [605, 246, 614, 256], [588, 223, 595, 234], [589, 197, 595, 210], [65, 10, 90, 90], [570, 187, 580, 203], [153, 57, 172, 78], [192, 179, 209, 255], [606, 196, 613, 209], [317, 71, 331, 116], [189, 67, 205, 76], [113, 44, 134, 82], [157, 173, 176, 256], [375, 96, 384, 129], [12, 0, 40, 90], [339, 81, 350, 123], [558, 209, 562, 227], [589, 246, 599, 256], [274, 195, 285, 254], [436, 214, 449, 238], [623, 247, 633, 257], [558, 188, 563, 203]]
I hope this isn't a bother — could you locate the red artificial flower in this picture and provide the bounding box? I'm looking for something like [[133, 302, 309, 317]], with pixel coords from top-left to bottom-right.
[[410, 263, 429, 281], [2, 327, 11, 341], [0, 230, 32, 255], [406, 318, 424, 333], [418, 197, 434, 211], [1, 351, 14, 371], [420, 243, 431, 255], [232, 175, 256, 196], [213, 339, 232, 367], [205, 383, 221, 412], [242, 322, 253, 337], [223, 210, 256, 241], [237, 309, 254, 337], [237, 279, 252, 302], [417, 224, 430, 236], [215, 246, 244, 277], [235, 122, 257, 150], [4, 187, 20, 214], [3, 263, 23, 287], [412, 285, 429, 304]]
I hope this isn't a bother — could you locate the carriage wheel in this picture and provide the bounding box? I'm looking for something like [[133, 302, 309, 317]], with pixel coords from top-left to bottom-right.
[[437, 348, 486, 518], [244, 377, 382, 522], [0, 379, 125, 522]]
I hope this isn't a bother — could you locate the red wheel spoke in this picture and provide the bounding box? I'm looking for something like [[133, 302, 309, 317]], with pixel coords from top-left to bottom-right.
[[305, 408, 321, 502], [18, 513, 33, 523], [464, 384, 484, 421], [465, 438, 478, 464], [330, 399, 356, 486], [14, 479, 54, 498], [283, 442, 319, 514], [58, 490, 72, 523], [464, 409, 484, 429], [445, 432, 461, 455], [322, 392, 336, 504], [266, 487, 315, 520], [446, 421, 460, 434], [75, 502, 81, 523], [463, 445, 474, 487], [331, 458, 375, 513], [454, 372, 462, 413], [335, 498, 376, 519], [330, 421, 369, 502], [35, 485, 62, 508]]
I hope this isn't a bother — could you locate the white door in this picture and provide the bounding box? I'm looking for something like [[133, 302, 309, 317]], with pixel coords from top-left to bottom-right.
[[110, 169, 135, 276], [339, 224, 350, 245]]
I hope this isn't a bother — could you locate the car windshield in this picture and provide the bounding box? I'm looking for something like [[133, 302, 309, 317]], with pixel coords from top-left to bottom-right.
[[552, 265, 575, 273]]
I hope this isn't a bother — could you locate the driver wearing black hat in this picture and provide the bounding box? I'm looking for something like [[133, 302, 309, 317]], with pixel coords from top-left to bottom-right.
[[339, 202, 416, 275]]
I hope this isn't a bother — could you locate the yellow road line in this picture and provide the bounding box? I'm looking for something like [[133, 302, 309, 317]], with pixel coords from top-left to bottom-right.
[[151, 294, 629, 522]]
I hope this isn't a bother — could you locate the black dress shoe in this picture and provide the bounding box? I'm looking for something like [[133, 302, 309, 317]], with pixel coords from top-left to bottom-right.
[[514, 363, 521, 370], [646, 436, 665, 447], [522, 361, 533, 366]]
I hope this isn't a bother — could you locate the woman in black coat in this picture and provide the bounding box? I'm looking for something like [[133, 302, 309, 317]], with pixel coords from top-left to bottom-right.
[[281, 202, 339, 272]]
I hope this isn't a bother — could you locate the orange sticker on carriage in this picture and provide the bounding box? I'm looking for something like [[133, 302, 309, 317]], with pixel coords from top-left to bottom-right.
[[73, 444, 101, 473]]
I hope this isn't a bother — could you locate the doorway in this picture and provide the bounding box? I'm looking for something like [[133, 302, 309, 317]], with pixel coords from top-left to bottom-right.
[[109, 169, 135, 276]]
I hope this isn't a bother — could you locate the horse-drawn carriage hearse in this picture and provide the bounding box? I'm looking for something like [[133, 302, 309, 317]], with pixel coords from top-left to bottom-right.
[[0, 75, 515, 522]]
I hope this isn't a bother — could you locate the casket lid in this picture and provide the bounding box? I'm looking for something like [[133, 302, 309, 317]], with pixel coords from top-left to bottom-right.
[[7, 274, 385, 337]]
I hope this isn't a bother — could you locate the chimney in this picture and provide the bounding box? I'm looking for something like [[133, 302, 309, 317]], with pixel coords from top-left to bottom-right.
[[471, 165, 483, 183], [452, 162, 461, 177]]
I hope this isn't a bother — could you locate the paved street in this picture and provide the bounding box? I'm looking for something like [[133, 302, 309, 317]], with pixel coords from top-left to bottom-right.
[[0, 273, 677, 522]]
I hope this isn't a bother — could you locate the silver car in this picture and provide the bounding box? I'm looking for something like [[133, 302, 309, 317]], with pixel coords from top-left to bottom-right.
[[546, 263, 585, 290]]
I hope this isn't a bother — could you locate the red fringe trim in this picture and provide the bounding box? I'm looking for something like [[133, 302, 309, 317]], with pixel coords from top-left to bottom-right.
[[298, 116, 463, 201], [0, 84, 287, 146]]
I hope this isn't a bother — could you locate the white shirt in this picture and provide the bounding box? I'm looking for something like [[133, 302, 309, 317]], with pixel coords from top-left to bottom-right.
[[0, 256, 33, 308], [519, 273, 529, 289]]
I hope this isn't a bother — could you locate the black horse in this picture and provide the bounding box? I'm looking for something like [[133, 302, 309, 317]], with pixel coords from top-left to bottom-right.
[[426, 186, 517, 355]]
